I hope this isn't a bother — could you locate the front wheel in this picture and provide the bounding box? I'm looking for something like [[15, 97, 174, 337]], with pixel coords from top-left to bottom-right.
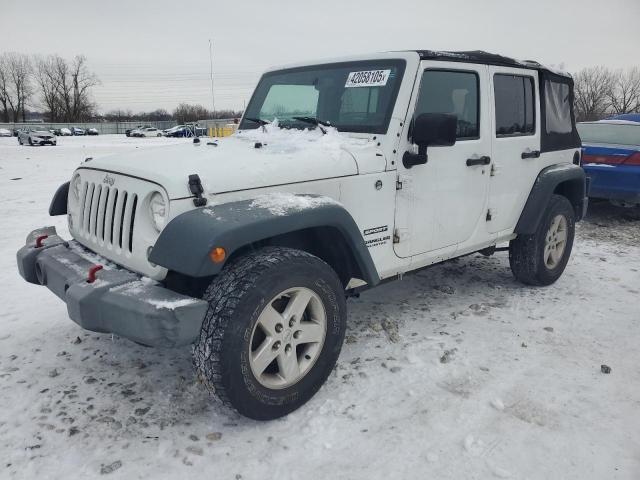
[[509, 194, 575, 286], [193, 247, 347, 420]]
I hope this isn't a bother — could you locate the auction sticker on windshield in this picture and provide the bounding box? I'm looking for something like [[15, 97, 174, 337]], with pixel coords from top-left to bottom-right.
[[345, 69, 391, 88]]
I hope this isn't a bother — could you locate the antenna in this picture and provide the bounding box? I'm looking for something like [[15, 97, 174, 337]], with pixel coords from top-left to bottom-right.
[[209, 39, 215, 117]]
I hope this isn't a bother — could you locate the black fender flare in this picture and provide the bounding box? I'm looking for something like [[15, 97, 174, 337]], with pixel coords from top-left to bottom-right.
[[515, 164, 586, 235], [49, 181, 69, 216], [149, 195, 380, 286]]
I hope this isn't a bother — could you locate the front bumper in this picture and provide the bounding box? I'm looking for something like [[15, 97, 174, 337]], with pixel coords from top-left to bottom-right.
[[16, 227, 209, 347], [33, 138, 56, 145]]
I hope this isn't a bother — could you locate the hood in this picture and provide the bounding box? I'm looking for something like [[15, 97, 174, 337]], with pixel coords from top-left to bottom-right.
[[80, 126, 384, 199]]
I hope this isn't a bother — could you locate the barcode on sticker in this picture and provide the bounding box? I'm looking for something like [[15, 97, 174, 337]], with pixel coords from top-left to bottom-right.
[[345, 69, 391, 88]]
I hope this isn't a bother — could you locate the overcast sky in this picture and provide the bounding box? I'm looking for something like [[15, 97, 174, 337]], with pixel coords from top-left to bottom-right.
[[2, 0, 639, 113]]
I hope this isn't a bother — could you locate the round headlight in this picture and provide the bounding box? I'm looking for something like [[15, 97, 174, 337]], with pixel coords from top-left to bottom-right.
[[149, 192, 167, 231]]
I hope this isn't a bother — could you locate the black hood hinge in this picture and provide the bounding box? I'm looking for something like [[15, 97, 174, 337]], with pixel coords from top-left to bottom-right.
[[188, 174, 207, 207]]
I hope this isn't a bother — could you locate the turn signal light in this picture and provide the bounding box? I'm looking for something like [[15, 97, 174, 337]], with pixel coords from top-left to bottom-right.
[[209, 247, 226, 264]]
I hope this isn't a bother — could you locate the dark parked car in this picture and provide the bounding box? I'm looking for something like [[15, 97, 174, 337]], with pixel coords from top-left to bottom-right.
[[164, 125, 192, 137], [87, 128, 99, 135], [579, 120, 640, 207], [164, 124, 206, 137]]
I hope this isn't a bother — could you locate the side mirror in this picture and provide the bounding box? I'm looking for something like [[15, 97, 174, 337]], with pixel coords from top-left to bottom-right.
[[403, 113, 458, 168]]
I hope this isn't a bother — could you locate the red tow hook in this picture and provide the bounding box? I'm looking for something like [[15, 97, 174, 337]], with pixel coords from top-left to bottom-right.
[[87, 265, 103, 283], [35, 235, 49, 248]]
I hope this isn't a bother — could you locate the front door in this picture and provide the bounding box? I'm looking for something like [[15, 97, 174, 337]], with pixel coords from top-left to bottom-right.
[[394, 62, 492, 257]]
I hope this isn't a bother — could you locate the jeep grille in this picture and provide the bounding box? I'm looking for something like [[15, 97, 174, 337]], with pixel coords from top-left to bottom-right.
[[78, 182, 138, 253]]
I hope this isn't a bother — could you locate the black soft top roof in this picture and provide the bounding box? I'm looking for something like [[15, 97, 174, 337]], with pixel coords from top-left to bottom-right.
[[413, 50, 570, 77]]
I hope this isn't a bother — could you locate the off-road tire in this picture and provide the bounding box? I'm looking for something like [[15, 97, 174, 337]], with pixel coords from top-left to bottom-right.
[[509, 194, 575, 286], [193, 246, 347, 420]]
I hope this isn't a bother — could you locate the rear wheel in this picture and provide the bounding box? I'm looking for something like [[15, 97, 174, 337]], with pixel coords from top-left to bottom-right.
[[193, 247, 347, 420], [509, 194, 575, 286]]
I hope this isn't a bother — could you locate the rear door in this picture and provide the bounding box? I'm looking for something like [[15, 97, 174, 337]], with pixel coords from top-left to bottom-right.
[[394, 62, 492, 257], [487, 67, 540, 233]]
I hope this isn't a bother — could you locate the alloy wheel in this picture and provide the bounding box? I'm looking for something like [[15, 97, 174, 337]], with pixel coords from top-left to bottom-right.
[[249, 287, 327, 389], [544, 214, 568, 269]]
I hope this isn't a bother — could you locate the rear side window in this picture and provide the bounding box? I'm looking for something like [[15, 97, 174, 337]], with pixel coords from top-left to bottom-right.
[[544, 80, 572, 134], [576, 123, 640, 146], [494, 74, 535, 136], [415, 70, 479, 140]]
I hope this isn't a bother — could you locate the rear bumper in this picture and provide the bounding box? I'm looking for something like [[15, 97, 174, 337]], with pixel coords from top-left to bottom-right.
[[583, 164, 640, 203], [16, 227, 209, 347]]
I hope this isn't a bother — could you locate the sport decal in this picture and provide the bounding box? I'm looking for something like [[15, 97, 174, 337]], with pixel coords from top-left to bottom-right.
[[363, 225, 388, 236]]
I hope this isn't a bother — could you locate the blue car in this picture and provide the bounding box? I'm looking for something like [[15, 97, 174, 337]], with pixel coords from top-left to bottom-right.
[[578, 120, 640, 206], [607, 113, 640, 123]]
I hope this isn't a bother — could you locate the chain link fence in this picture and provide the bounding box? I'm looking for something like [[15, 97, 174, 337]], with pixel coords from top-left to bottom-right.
[[0, 119, 238, 136]]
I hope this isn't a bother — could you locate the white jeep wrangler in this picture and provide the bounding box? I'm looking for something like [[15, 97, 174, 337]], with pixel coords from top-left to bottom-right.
[[17, 50, 587, 420]]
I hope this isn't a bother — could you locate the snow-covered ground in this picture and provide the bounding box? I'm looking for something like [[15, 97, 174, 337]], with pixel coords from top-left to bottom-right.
[[1, 135, 639, 479]]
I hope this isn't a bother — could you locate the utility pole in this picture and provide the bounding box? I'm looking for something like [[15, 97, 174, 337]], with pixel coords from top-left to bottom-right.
[[209, 39, 216, 118]]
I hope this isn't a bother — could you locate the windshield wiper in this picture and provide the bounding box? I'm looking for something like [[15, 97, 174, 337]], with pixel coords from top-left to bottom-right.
[[243, 117, 271, 132], [292, 116, 331, 134], [243, 117, 270, 126]]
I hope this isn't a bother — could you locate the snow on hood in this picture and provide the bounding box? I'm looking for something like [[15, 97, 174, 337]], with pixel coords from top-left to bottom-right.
[[235, 119, 367, 157], [81, 123, 375, 199]]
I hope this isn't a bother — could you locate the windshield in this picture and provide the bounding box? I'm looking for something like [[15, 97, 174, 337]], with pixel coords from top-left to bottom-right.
[[577, 122, 640, 147], [240, 59, 406, 134]]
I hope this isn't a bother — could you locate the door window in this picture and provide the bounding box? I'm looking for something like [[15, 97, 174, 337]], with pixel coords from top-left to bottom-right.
[[494, 74, 535, 136], [415, 70, 480, 140]]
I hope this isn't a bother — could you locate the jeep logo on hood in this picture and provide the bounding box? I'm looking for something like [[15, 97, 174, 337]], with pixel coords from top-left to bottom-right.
[[103, 174, 115, 186]]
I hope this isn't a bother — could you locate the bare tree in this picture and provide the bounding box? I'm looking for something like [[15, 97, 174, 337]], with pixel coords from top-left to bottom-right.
[[0, 53, 33, 122], [44, 54, 99, 122], [573, 67, 613, 122], [0, 55, 11, 122], [68, 55, 99, 121], [173, 103, 210, 123], [607, 67, 640, 115], [34, 54, 63, 121]]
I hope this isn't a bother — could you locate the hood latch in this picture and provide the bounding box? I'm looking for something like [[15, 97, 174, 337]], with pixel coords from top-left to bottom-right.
[[188, 174, 207, 207]]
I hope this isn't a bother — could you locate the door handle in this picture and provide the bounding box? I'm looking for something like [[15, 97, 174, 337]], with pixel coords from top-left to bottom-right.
[[466, 156, 491, 166], [521, 150, 540, 159]]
